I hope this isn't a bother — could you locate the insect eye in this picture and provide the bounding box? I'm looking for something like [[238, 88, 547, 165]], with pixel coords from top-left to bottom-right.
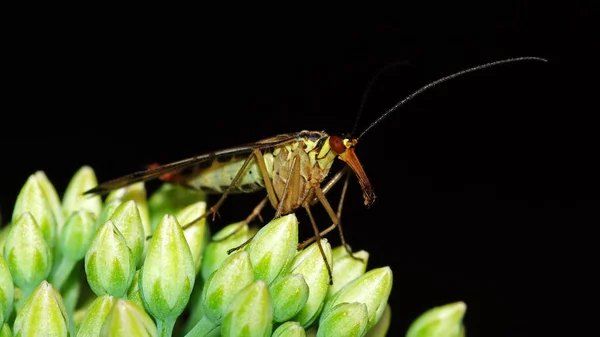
[[329, 136, 346, 154]]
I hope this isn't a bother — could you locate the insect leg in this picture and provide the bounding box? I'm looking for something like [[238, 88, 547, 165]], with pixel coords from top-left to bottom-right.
[[172, 151, 258, 235], [302, 182, 365, 263], [275, 155, 300, 218], [310, 166, 350, 206], [210, 148, 284, 243], [302, 189, 334, 285], [212, 196, 268, 243], [252, 149, 280, 209], [300, 170, 350, 247]]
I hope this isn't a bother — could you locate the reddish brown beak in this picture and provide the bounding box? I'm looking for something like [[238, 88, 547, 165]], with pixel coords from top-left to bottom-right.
[[338, 148, 376, 207]]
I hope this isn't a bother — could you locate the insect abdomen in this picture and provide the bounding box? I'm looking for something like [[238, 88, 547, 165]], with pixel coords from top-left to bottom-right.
[[185, 155, 269, 194]]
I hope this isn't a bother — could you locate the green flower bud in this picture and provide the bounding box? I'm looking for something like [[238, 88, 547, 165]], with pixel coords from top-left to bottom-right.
[[221, 280, 273, 337], [12, 173, 57, 246], [96, 200, 121, 229], [317, 302, 368, 337], [175, 201, 210, 274], [13, 281, 69, 336], [270, 273, 309, 322], [62, 166, 102, 219], [245, 213, 298, 284], [328, 247, 368, 300], [33, 171, 65, 230], [201, 250, 254, 323], [322, 267, 393, 330], [126, 270, 144, 310], [364, 304, 391, 337], [272, 321, 306, 337], [290, 239, 332, 328], [201, 221, 256, 281], [59, 210, 97, 261], [0, 323, 10, 337], [148, 182, 207, 230], [0, 256, 13, 324], [105, 182, 151, 237], [406, 301, 466, 337], [84, 220, 136, 298], [139, 215, 195, 321], [0, 225, 10, 254], [75, 294, 116, 337], [51, 210, 96, 292], [109, 200, 145, 267], [100, 299, 158, 337], [3, 212, 51, 295]]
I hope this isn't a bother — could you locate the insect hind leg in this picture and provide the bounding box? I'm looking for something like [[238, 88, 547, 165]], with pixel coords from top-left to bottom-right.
[[144, 152, 258, 241]]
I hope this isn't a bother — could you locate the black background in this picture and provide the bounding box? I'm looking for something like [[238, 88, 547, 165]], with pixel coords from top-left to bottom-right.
[[2, 3, 596, 336]]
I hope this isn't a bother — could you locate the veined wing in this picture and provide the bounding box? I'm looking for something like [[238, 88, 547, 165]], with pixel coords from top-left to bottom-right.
[[84, 132, 305, 195]]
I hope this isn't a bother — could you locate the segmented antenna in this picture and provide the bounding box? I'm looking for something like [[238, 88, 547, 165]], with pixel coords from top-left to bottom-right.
[[356, 56, 548, 141]]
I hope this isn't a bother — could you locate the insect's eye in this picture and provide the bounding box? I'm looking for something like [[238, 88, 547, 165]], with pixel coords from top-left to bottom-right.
[[329, 136, 346, 154]]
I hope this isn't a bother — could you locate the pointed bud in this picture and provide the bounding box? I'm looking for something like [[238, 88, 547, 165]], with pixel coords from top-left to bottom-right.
[[0, 324, 10, 337], [126, 270, 144, 310], [406, 301, 466, 337], [270, 273, 309, 322], [322, 267, 393, 330], [175, 201, 210, 274], [105, 182, 150, 237], [364, 304, 391, 337], [0, 256, 14, 324], [272, 321, 306, 337], [148, 183, 207, 230], [317, 302, 368, 337], [245, 213, 298, 284], [109, 200, 145, 267], [12, 173, 57, 246], [290, 239, 332, 328], [96, 200, 121, 229], [221, 280, 273, 337], [100, 299, 158, 337], [327, 247, 369, 300], [84, 220, 136, 297], [75, 294, 116, 337], [3, 212, 51, 293], [13, 281, 68, 336], [33, 171, 65, 230], [201, 221, 256, 281], [139, 215, 195, 321], [59, 210, 96, 261], [201, 251, 254, 323], [62, 166, 102, 219], [0, 225, 10, 255]]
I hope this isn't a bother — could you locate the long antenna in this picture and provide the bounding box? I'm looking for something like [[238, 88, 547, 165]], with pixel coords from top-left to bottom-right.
[[351, 60, 411, 137], [356, 56, 548, 141]]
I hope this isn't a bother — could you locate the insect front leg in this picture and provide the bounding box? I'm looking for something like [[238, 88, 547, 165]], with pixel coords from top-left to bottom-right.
[[301, 178, 366, 263], [300, 169, 350, 247]]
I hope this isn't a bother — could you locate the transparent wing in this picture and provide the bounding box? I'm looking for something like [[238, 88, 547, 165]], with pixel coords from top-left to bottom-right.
[[84, 132, 303, 195]]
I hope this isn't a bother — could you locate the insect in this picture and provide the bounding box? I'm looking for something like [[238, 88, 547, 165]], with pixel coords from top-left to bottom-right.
[[85, 56, 547, 284]]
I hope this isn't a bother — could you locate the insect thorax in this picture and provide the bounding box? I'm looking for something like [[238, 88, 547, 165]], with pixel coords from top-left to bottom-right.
[[268, 134, 338, 214]]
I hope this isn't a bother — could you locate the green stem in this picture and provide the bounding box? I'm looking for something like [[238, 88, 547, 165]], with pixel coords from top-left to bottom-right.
[[48, 256, 76, 291], [185, 315, 219, 337], [157, 317, 176, 337]]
